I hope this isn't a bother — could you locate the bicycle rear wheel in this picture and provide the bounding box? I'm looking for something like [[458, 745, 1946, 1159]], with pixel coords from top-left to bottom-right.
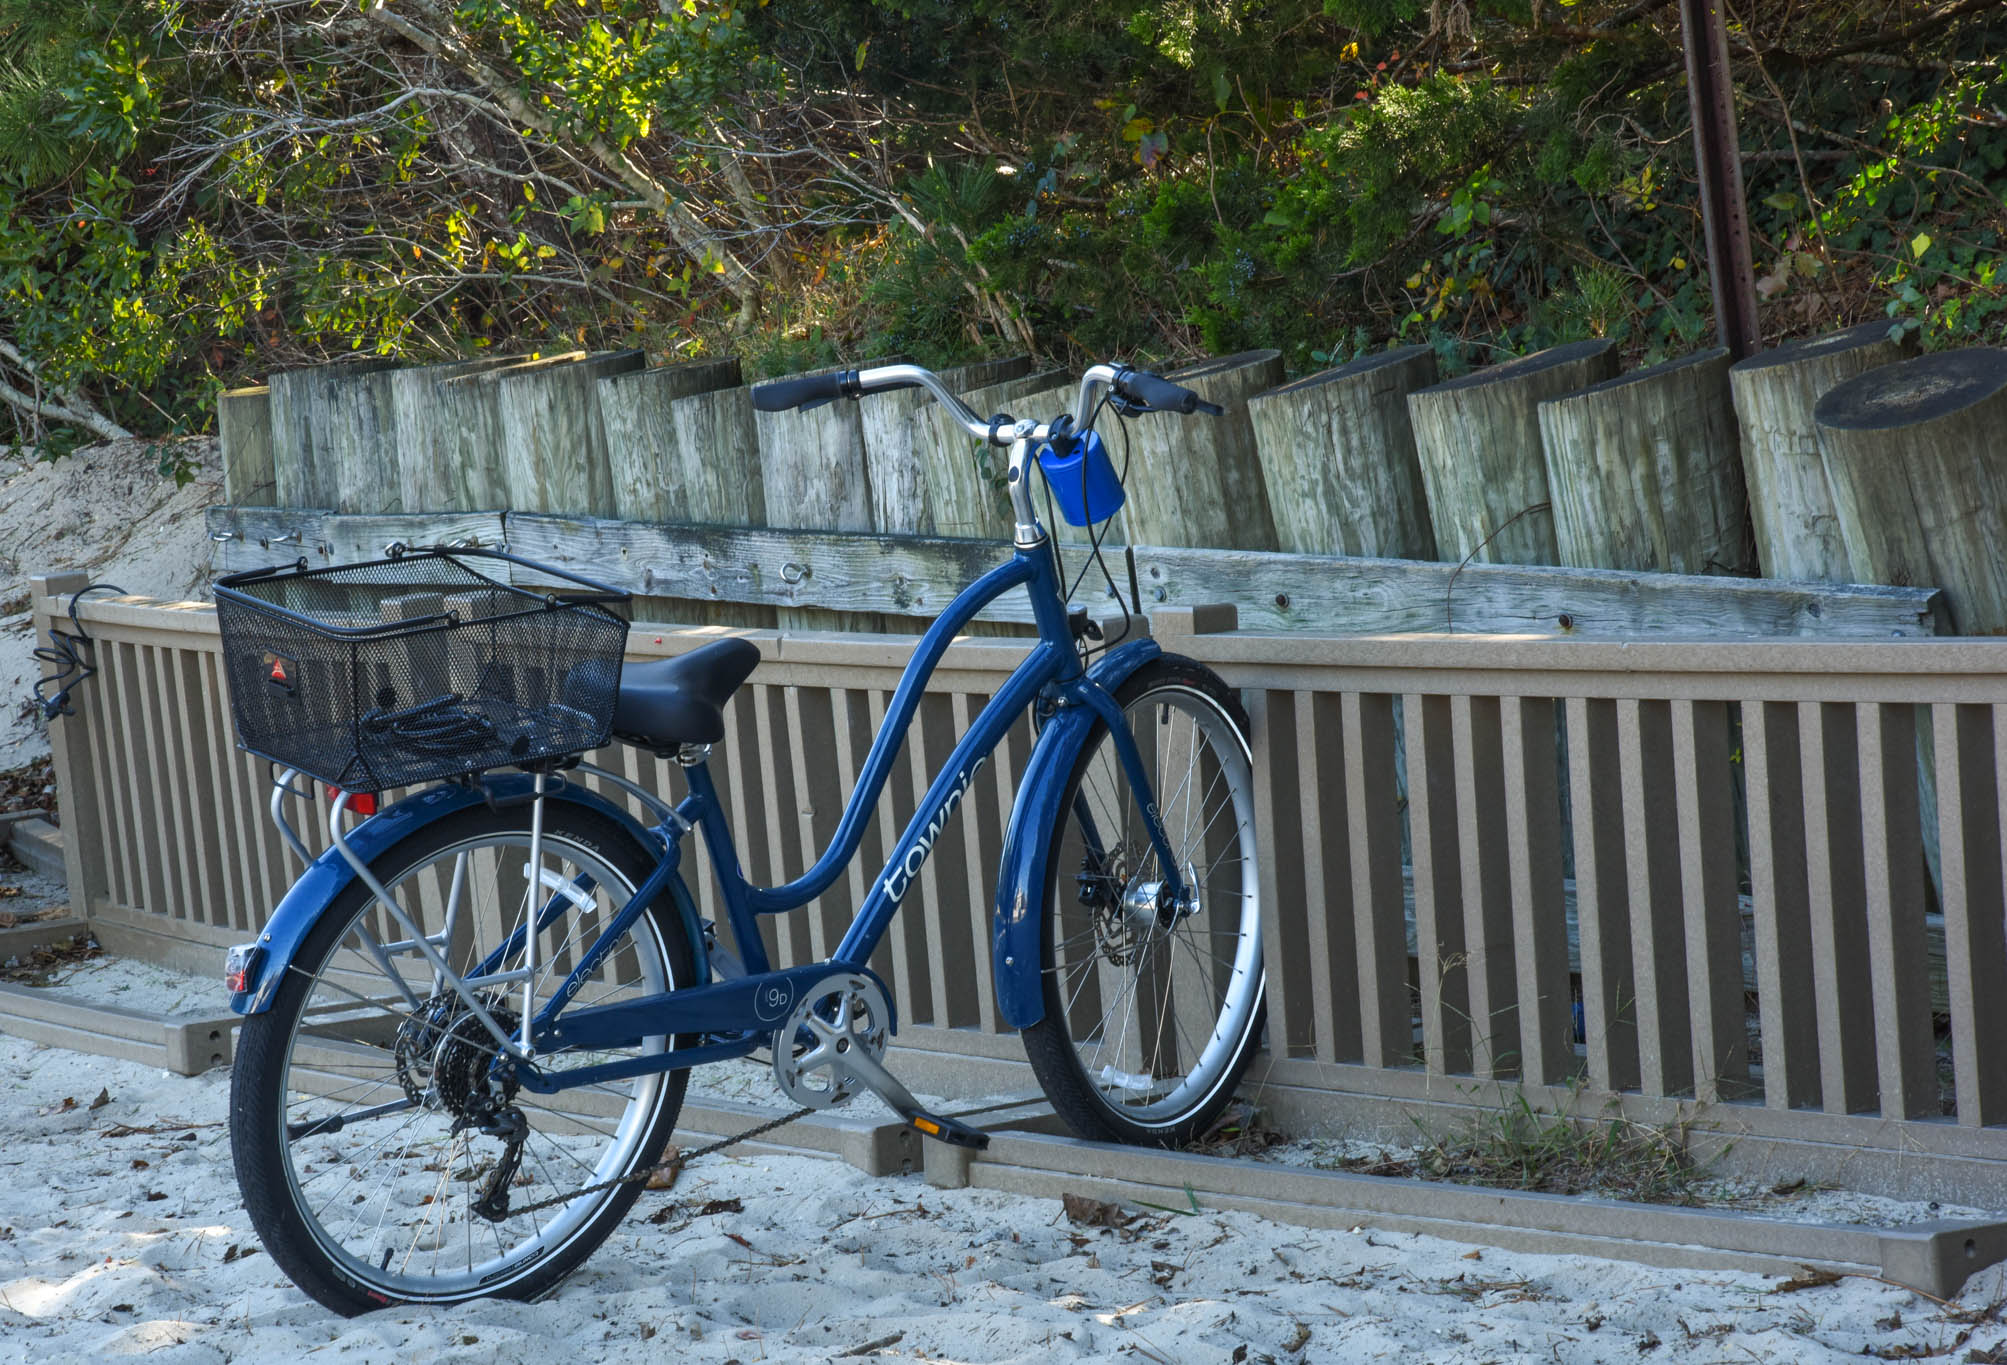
[[1020, 655, 1265, 1146], [229, 800, 694, 1314]]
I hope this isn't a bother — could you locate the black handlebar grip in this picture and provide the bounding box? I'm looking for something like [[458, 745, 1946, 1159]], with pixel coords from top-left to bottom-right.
[[751, 371, 849, 412], [1113, 367, 1208, 415]]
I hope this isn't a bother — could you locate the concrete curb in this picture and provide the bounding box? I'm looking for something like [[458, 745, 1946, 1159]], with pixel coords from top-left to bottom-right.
[[0, 980, 236, 1074], [4, 982, 2003, 1298], [927, 1129, 2007, 1299], [4, 817, 65, 881]]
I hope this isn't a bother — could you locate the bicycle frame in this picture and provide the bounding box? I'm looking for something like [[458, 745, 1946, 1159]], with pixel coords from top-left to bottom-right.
[[484, 528, 1185, 1094]]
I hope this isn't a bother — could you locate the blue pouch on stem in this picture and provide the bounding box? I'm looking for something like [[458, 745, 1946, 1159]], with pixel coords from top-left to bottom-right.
[[1035, 430, 1125, 527]]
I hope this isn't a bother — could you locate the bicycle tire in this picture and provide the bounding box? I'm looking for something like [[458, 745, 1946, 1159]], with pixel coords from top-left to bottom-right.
[[1020, 655, 1266, 1146], [230, 800, 695, 1314]]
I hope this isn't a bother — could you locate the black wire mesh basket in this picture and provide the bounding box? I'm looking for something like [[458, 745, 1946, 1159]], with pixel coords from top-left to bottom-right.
[[214, 547, 630, 794]]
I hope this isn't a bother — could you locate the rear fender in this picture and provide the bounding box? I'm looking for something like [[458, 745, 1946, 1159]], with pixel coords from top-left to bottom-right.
[[227, 776, 690, 1014], [990, 638, 1161, 1029]]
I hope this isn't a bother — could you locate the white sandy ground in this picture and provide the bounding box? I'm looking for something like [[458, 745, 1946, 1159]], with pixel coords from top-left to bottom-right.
[[0, 437, 221, 770], [8, 963, 2007, 1362]]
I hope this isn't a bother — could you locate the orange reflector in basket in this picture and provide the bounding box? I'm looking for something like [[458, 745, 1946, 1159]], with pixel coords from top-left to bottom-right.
[[325, 784, 378, 817]]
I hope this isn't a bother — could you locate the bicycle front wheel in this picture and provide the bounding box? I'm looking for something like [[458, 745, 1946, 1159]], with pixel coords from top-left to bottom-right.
[[229, 800, 695, 1315], [1020, 655, 1265, 1146]]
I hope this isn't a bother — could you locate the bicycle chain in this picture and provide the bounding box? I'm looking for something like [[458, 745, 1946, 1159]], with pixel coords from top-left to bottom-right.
[[495, 1103, 818, 1220]]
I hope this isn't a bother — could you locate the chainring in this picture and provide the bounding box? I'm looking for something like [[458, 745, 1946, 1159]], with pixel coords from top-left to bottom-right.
[[770, 972, 893, 1110]]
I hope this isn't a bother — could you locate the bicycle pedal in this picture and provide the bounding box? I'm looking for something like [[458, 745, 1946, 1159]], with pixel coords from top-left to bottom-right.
[[905, 1110, 990, 1150]]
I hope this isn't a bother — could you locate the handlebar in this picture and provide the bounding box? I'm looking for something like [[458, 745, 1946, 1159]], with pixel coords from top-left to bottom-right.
[[1110, 366, 1222, 416], [750, 369, 922, 413], [749, 359, 1219, 437]]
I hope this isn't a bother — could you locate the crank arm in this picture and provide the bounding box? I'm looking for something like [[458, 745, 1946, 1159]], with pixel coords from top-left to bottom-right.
[[835, 1045, 990, 1151]]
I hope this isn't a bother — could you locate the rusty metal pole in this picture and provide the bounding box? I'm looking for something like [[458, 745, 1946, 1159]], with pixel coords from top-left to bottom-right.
[[1680, 0, 1761, 359]]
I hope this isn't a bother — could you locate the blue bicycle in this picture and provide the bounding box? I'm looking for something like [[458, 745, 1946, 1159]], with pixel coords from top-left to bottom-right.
[[219, 361, 1266, 1313]]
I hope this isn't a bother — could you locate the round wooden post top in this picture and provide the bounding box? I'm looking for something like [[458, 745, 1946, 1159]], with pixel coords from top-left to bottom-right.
[[1814, 347, 2007, 432], [1250, 344, 1435, 401], [1729, 320, 1900, 375], [1411, 338, 1614, 396]]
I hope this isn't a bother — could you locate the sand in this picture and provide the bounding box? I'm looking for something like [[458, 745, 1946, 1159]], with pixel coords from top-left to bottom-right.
[[0, 438, 220, 770], [3, 1004, 2006, 1363]]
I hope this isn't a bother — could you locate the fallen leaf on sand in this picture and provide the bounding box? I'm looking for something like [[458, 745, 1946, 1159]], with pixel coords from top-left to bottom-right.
[[89, 1088, 110, 1111], [1062, 1193, 1132, 1229], [1774, 1267, 1845, 1293]]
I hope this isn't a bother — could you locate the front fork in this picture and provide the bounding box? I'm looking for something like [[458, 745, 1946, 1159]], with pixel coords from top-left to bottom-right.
[[1068, 680, 1187, 907]]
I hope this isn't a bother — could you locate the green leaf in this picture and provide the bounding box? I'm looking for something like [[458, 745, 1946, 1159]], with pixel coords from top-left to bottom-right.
[[1911, 231, 1932, 258], [854, 38, 870, 70], [1763, 192, 1799, 212]]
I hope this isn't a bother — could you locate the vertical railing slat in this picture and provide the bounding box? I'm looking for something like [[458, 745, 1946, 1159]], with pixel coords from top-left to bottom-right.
[[1343, 691, 1412, 1069], [783, 685, 851, 962], [1742, 699, 1821, 1110], [950, 691, 1003, 1035], [1451, 694, 1518, 1077], [1404, 692, 1471, 1076], [1304, 692, 1363, 1062], [1566, 696, 1639, 1091], [1799, 701, 1879, 1114], [1249, 689, 1315, 1060], [1672, 698, 1749, 1101], [1618, 698, 1693, 1097], [169, 648, 229, 929], [870, 687, 932, 1024], [1502, 697, 1573, 1086], [1933, 702, 2007, 1127], [1857, 702, 1938, 1120]]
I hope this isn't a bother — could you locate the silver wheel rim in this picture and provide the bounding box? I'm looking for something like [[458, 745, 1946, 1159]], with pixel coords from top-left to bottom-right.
[[273, 828, 675, 1301], [1049, 683, 1263, 1128]]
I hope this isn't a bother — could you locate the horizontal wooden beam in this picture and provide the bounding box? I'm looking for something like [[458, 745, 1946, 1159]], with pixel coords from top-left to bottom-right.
[[206, 506, 1942, 639]]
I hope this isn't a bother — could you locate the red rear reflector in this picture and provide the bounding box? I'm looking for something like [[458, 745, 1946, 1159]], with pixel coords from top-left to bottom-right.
[[324, 784, 379, 816]]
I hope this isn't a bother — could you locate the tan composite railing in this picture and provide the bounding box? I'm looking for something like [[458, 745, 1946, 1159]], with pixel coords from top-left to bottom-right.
[[31, 575, 2007, 1202]]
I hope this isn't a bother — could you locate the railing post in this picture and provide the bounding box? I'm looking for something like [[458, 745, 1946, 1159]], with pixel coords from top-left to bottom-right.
[[28, 572, 109, 922]]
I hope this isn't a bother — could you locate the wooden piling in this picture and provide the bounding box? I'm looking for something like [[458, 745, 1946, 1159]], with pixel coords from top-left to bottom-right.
[[498, 349, 646, 516], [1408, 340, 1618, 566], [388, 355, 524, 513], [1728, 321, 1909, 582], [1121, 350, 1285, 551], [1538, 348, 1752, 575], [1246, 345, 1438, 560], [600, 357, 744, 522], [860, 356, 1032, 537], [268, 360, 396, 511], [920, 367, 1070, 540], [1817, 348, 2007, 635]]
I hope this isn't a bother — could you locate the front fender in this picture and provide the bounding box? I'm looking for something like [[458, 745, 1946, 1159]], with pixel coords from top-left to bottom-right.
[[990, 637, 1160, 1029], [228, 775, 683, 1014]]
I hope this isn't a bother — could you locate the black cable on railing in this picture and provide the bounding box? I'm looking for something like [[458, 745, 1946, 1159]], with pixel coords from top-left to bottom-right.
[[31, 583, 128, 720]]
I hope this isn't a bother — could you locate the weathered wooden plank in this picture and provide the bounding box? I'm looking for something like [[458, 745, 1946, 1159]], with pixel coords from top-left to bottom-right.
[[1409, 341, 1619, 566], [499, 349, 646, 516], [387, 354, 522, 513], [927, 368, 1071, 540], [218, 386, 275, 507], [220, 506, 1944, 639], [206, 506, 507, 575], [600, 357, 744, 523], [1247, 345, 1438, 560]]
